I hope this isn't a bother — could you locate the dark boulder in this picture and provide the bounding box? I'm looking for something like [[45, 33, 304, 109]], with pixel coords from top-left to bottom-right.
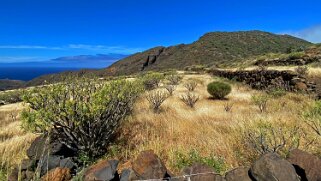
[[225, 167, 252, 181], [84, 159, 119, 181], [39, 155, 64, 176], [182, 163, 225, 181], [27, 135, 48, 160], [132, 150, 168, 180], [120, 168, 139, 181], [27, 135, 76, 161], [250, 153, 299, 181], [20, 159, 36, 171], [287, 149, 321, 181], [60, 157, 76, 169]]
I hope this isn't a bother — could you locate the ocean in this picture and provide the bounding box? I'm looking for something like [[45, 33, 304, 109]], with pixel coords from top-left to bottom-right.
[[0, 67, 81, 81]]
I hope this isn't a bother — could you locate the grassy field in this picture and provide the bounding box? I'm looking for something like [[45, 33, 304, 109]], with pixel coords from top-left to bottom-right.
[[0, 73, 320, 176], [116, 73, 321, 173]]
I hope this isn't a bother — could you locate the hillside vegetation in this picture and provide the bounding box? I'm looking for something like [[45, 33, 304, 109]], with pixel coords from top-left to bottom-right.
[[106, 31, 311, 75]]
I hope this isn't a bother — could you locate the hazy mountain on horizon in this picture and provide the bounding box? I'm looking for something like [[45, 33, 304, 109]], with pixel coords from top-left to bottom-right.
[[0, 53, 129, 68]]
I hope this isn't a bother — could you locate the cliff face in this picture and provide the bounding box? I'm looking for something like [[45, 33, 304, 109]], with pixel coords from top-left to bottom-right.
[[106, 31, 312, 75]]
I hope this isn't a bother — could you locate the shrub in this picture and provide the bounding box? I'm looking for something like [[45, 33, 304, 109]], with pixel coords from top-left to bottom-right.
[[21, 79, 143, 158], [207, 82, 231, 99], [0, 90, 23, 104], [243, 121, 300, 155], [166, 74, 181, 85], [165, 85, 176, 96], [146, 90, 169, 113], [184, 81, 198, 92], [142, 72, 164, 90], [251, 94, 269, 113], [267, 88, 286, 98], [303, 101, 321, 136], [295, 66, 309, 77], [288, 52, 305, 60], [180, 92, 199, 108]]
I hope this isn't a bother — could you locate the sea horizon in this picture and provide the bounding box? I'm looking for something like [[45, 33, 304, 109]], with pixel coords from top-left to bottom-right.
[[0, 66, 89, 81]]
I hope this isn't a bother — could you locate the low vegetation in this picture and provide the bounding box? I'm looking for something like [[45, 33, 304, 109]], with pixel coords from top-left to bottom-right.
[[165, 85, 176, 96], [0, 90, 24, 104], [184, 81, 198, 92], [146, 89, 169, 113], [207, 81, 231, 99], [180, 92, 199, 108], [141, 72, 164, 90], [251, 94, 269, 113]]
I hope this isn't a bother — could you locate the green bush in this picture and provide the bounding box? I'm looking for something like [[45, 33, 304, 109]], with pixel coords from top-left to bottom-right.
[[0, 90, 24, 104], [207, 82, 231, 99], [141, 72, 164, 90], [288, 52, 305, 60], [267, 88, 286, 98], [22, 79, 143, 158]]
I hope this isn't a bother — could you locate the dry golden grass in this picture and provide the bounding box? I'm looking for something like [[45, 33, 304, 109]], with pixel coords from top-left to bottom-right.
[[116, 73, 321, 173], [0, 103, 36, 172]]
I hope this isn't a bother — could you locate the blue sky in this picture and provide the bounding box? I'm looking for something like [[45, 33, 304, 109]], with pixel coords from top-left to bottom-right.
[[0, 0, 321, 63]]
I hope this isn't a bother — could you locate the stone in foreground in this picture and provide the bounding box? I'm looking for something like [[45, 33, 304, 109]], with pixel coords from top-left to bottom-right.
[[84, 159, 119, 181], [287, 149, 321, 181], [225, 167, 252, 181], [182, 163, 225, 181], [250, 153, 299, 181], [132, 150, 168, 180]]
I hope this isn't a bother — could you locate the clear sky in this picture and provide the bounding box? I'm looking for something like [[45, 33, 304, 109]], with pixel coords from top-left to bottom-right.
[[0, 0, 321, 63]]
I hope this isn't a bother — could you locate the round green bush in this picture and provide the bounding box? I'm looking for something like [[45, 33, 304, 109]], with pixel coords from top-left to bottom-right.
[[207, 81, 231, 99]]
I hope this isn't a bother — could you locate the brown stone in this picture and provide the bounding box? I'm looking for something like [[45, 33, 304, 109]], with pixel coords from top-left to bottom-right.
[[182, 163, 225, 181], [225, 167, 252, 181], [41, 167, 71, 181], [132, 150, 167, 180], [250, 153, 299, 181], [84, 159, 119, 181], [287, 149, 321, 181]]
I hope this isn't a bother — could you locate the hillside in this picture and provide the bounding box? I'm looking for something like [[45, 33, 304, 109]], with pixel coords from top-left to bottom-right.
[[0, 79, 25, 91], [105, 30, 312, 75]]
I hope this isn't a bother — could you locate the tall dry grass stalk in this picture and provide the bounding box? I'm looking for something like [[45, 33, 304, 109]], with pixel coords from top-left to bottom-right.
[[0, 103, 37, 176]]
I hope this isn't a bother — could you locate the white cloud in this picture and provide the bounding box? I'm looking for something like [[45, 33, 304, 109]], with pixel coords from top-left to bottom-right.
[[282, 25, 321, 43], [0, 56, 44, 63], [0, 44, 143, 54], [0, 45, 62, 50]]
